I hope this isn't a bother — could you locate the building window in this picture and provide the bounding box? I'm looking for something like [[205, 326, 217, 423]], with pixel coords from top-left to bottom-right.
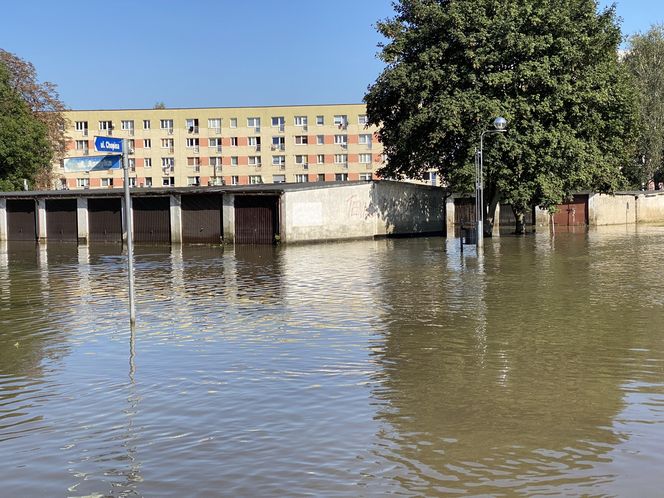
[[144, 177, 153, 187], [127, 139, 135, 153], [144, 158, 152, 168], [294, 135, 308, 145], [359, 153, 372, 164], [101, 178, 114, 187], [334, 134, 347, 145], [271, 116, 285, 127], [75, 140, 89, 152], [334, 154, 348, 164], [186, 118, 199, 133], [295, 174, 308, 183], [210, 157, 222, 170], [316, 135, 324, 145], [230, 118, 237, 128], [128, 158, 136, 171], [76, 177, 90, 188], [99, 120, 113, 131], [249, 175, 263, 184], [294, 116, 308, 127], [272, 155, 285, 166], [121, 120, 134, 131], [144, 138, 152, 149], [187, 176, 201, 186], [318, 173, 325, 182], [162, 157, 175, 171], [160, 119, 174, 131], [248, 156, 262, 166], [335, 173, 348, 181], [161, 138, 174, 150], [231, 156, 239, 166], [143, 119, 151, 130], [317, 154, 324, 164], [187, 157, 201, 171], [248, 136, 261, 150], [186, 138, 199, 149], [316, 115, 324, 126], [162, 176, 175, 186], [75, 121, 88, 135], [271, 136, 285, 150], [129, 177, 137, 187], [295, 155, 308, 168], [359, 134, 372, 145], [334, 115, 348, 129], [359, 173, 372, 181], [208, 118, 221, 133], [230, 137, 238, 147], [247, 117, 260, 129], [231, 175, 239, 185], [273, 174, 286, 183], [358, 114, 368, 125]]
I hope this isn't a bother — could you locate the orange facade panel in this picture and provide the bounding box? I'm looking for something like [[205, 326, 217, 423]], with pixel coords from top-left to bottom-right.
[[199, 137, 209, 147], [239, 156, 248, 166], [324, 135, 334, 145], [348, 134, 359, 145]]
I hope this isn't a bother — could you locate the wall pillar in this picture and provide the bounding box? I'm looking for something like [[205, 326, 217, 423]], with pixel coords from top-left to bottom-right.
[[77, 197, 89, 244], [0, 199, 7, 241], [222, 194, 235, 244], [37, 199, 47, 243], [445, 196, 455, 236], [170, 194, 182, 244]]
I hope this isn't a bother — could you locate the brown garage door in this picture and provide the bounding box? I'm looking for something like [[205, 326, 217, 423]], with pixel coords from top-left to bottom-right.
[[181, 194, 222, 244], [7, 199, 37, 241], [553, 195, 588, 226], [454, 198, 476, 226], [235, 195, 279, 245], [46, 199, 78, 242], [89, 198, 122, 243], [132, 196, 171, 243]]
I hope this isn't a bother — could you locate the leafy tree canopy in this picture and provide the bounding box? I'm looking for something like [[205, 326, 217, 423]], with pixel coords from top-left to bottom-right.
[[0, 49, 67, 190], [623, 24, 664, 188], [365, 0, 637, 229]]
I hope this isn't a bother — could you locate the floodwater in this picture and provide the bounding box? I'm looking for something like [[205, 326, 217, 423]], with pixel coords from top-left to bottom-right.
[[1, 227, 664, 497]]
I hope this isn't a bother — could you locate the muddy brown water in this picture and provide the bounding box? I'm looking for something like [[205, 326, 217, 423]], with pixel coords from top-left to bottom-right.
[[1, 226, 663, 496]]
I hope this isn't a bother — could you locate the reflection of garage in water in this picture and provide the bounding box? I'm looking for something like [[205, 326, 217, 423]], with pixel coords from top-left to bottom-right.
[[181, 194, 222, 244], [88, 198, 122, 243], [7, 199, 37, 241], [46, 199, 78, 242], [234, 195, 279, 245]]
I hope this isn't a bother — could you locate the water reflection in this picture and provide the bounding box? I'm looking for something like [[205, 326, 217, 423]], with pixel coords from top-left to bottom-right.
[[0, 231, 663, 496]]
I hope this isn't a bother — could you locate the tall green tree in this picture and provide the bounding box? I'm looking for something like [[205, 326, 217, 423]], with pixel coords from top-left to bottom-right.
[[0, 49, 67, 190], [623, 25, 664, 189], [0, 63, 52, 191], [365, 0, 637, 233]]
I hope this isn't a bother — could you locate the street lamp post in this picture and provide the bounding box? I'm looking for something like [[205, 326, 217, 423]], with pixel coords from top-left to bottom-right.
[[476, 117, 507, 253]]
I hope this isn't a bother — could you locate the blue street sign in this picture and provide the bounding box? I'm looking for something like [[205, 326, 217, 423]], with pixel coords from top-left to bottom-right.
[[94, 136, 123, 153]]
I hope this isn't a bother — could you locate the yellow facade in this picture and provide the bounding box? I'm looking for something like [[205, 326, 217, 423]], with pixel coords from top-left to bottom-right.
[[57, 104, 383, 189]]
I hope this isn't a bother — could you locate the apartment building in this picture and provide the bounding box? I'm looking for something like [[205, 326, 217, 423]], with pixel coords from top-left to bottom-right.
[[57, 104, 383, 189]]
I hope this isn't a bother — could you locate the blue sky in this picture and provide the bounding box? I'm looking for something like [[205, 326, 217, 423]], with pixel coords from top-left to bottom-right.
[[1, 0, 662, 110]]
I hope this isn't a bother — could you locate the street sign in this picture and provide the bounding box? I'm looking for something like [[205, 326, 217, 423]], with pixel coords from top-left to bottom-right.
[[94, 136, 123, 154]]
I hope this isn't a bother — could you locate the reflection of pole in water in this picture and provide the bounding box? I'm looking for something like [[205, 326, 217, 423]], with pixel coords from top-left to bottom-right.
[[38, 244, 48, 301], [121, 322, 142, 492]]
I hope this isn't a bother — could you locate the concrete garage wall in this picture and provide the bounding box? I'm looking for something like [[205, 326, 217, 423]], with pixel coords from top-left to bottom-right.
[[588, 192, 664, 225], [281, 181, 445, 243]]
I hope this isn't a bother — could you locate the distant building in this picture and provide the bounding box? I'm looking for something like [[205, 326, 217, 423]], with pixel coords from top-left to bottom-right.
[[56, 104, 386, 189]]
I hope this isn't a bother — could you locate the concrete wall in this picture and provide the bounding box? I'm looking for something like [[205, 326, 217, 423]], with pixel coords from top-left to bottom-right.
[[588, 192, 664, 225], [281, 181, 445, 243]]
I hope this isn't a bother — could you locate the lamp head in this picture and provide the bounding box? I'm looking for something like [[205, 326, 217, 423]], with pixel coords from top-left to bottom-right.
[[493, 116, 507, 131]]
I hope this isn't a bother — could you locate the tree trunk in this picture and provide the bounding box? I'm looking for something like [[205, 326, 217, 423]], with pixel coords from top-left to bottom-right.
[[483, 191, 500, 237], [514, 210, 526, 235]]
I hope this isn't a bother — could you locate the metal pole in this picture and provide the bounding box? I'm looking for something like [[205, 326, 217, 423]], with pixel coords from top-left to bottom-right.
[[122, 139, 136, 325], [477, 133, 485, 253]]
